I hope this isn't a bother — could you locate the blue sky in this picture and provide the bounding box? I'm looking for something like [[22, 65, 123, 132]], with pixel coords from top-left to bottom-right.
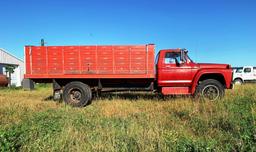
[[0, 0, 255, 67]]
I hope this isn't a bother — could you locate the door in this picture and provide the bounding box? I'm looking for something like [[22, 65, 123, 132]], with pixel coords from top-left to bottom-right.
[[158, 52, 192, 87], [243, 67, 253, 81]]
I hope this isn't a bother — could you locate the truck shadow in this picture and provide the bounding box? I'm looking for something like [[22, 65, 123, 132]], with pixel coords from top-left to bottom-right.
[[42, 93, 162, 101], [43, 92, 192, 102], [98, 92, 162, 101], [43, 96, 54, 101], [95, 92, 191, 101]]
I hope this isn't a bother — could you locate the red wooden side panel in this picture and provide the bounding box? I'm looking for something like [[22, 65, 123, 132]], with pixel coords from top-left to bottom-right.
[[80, 46, 97, 74], [114, 46, 130, 74], [25, 46, 31, 75], [131, 46, 146, 74], [47, 46, 63, 74], [147, 45, 155, 74], [97, 46, 113, 74], [63, 46, 80, 74], [24, 44, 155, 79], [31, 46, 46, 74]]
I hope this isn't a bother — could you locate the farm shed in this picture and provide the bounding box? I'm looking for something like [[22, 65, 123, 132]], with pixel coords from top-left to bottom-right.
[[0, 48, 24, 87]]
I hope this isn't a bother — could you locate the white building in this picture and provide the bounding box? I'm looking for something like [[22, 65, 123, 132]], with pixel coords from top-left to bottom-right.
[[0, 48, 24, 87]]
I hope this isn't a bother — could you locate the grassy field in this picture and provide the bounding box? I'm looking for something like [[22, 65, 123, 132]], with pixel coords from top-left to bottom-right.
[[0, 85, 255, 152]]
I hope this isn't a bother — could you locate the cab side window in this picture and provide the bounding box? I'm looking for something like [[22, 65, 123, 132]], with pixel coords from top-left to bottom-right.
[[236, 68, 243, 73], [244, 68, 251, 73], [164, 52, 181, 64]]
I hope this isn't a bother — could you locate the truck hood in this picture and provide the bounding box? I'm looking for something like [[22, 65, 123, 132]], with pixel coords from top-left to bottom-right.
[[197, 63, 230, 69]]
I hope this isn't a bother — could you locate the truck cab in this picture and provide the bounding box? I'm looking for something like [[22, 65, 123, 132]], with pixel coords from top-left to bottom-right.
[[156, 49, 233, 101], [233, 66, 256, 84]]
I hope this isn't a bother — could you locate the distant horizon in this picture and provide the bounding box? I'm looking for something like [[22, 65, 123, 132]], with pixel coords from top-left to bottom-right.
[[0, 0, 255, 67]]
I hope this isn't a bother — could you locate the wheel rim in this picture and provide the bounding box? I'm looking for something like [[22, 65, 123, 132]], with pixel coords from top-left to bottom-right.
[[68, 88, 82, 104], [234, 80, 242, 85], [202, 84, 220, 101]]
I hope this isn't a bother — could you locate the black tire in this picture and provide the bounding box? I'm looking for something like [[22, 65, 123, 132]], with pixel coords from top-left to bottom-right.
[[63, 81, 92, 107], [194, 79, 224, 101]]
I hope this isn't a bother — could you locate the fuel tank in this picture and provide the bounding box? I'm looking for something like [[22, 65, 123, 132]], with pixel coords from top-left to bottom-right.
[[0, 75, 8, 87]]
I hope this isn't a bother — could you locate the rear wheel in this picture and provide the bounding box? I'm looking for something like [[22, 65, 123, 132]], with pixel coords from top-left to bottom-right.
[[234, 79, 243, 85], [195, 79, 224, 101], [63, 81, 92, 107]]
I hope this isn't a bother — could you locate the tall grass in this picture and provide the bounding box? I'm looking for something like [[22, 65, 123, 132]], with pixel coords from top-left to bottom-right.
[[0, 85, 255, 151]]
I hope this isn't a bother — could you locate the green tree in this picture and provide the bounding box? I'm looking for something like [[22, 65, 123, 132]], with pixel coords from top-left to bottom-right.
[[5, 65, 16, 87]]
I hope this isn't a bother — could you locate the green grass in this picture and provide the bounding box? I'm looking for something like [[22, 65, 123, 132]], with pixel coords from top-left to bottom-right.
[[0, 84, 255, 151]]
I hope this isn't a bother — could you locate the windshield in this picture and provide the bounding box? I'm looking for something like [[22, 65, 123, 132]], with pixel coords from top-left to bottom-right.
[[185, 53, 193, 63], [236, 68, 243, 73]]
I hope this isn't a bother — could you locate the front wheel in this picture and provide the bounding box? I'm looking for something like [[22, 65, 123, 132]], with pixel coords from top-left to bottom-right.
[[63, 81, 92, 107], [194, 79, 224, 101]]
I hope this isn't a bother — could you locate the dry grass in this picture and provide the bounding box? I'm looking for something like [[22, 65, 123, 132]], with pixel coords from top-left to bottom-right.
[[0, 84, 256, 151]]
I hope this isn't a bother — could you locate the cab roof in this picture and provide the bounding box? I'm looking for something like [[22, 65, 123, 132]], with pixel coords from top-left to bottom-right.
[[160, 49, 183, 53]]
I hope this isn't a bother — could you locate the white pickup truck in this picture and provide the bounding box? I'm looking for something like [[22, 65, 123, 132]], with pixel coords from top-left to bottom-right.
[[233, 66, 256, 84]]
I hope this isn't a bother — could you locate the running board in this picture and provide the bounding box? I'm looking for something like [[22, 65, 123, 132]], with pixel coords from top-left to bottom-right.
[[161, 87, 191, 95]]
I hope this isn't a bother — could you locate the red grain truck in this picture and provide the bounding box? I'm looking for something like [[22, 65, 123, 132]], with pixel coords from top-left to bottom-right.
[[24, 44, 233, 107]]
